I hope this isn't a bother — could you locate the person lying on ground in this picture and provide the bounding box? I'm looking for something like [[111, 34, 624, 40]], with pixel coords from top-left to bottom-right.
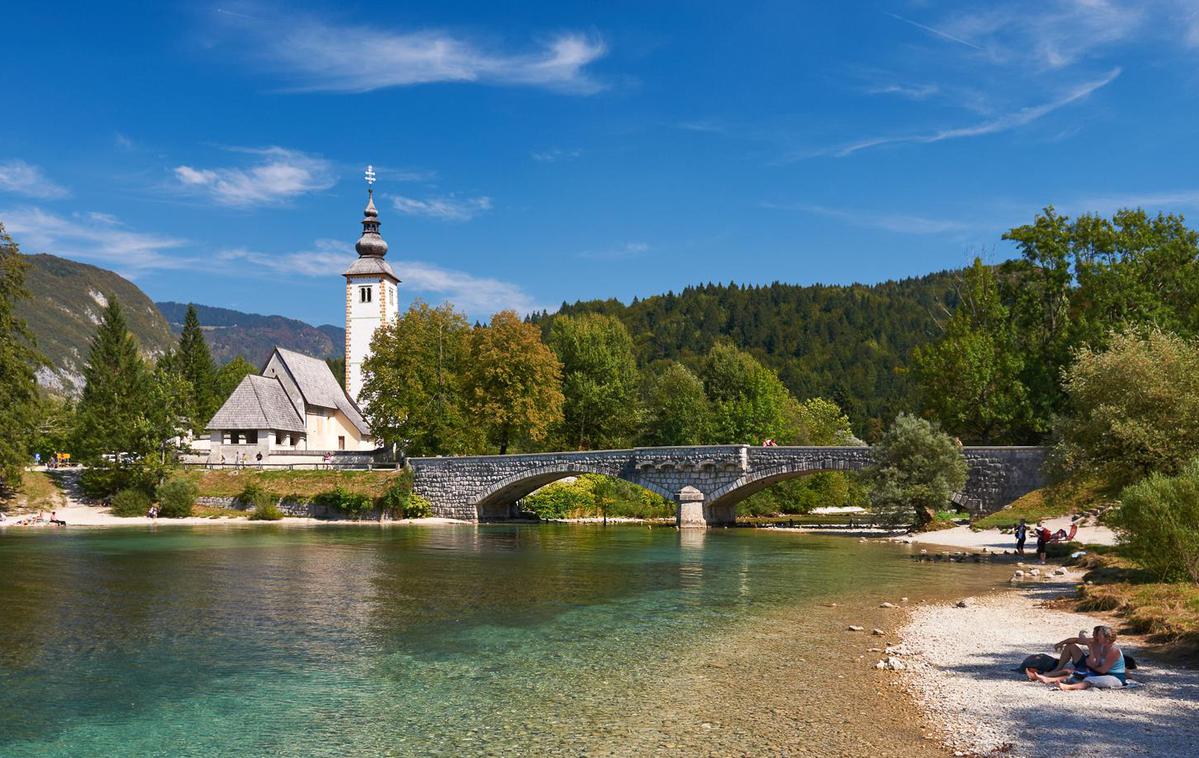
[[1025, 630, 1090, 680], [1048, 523, 1079, 543], [1030, 625, 1127, 690]]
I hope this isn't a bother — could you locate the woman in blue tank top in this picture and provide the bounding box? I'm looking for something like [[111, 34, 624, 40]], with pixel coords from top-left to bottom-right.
[[1058, 625, 1126, 690]]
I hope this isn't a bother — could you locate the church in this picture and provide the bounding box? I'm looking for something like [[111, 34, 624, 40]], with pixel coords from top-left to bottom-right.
[[203, 171, 396, 465]]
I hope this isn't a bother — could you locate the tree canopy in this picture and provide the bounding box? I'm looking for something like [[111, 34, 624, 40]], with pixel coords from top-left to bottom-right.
[[0, 223, 43, 496]]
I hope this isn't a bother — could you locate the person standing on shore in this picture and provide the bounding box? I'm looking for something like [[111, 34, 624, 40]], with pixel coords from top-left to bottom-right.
[[1014, 519, 1028, 555], [1035, 521, 1050, 563]]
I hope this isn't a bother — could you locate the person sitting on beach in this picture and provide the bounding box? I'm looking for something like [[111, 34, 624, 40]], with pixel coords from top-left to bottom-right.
[[1025, 630, 1090, 680], [48, 510, 66, 527], [1029, 625, 1127, 690], [1048, 522, 1079, 543]]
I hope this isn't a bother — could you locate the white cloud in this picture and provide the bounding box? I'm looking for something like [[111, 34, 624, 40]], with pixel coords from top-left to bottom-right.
[[831, 68, 1120, 157], [1073, 189, 1199, 215], [390, 194, 492, 221], [578, 241, 650, 260], [768, 203, 972, 235], [173, 146, 334, 207], [215, 8, 606, 94], [218, 241, 542, 317], [2, 206, 189, 269], [531, 148, 582, 162], [885, 12, 983, 50], [0, 160, 69, 199], [865, 82, 940, 100]]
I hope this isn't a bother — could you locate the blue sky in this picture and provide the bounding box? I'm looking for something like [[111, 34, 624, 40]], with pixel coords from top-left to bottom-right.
[[3, 1, 1199, 326]]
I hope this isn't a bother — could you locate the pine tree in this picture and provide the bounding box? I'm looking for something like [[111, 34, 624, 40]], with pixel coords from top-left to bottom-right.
[[73, 297, 153, 494], [175, 304, 217, 431], [0, 223, 44, 496]]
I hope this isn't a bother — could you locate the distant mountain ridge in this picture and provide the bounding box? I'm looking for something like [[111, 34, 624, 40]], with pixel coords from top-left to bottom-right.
[[19, 254, 175, 395], [156, 302, 345, 367]]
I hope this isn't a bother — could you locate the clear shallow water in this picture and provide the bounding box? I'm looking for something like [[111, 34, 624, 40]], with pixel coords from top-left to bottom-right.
[[0, 525, 1005, 756]]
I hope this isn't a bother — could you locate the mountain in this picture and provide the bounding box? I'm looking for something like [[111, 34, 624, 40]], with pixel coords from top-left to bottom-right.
[[156, 302, 344, 367], [18, 254, 175, 395], [533, 271, 962, 438]]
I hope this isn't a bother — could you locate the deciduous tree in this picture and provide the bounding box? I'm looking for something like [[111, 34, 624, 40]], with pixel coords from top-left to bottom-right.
[[866, 414, 966, 529], [641, 361, 710, 446], [548, 313, 640, 449], [466, 310, 564, 454], [702, 342, 795, 444]]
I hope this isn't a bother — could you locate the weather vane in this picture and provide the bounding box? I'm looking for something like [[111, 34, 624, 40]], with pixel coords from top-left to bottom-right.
[[364, 164, 376, 188]]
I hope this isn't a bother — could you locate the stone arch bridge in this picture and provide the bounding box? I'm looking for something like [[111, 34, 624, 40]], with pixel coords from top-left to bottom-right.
[[409, 445, 1046, 527]]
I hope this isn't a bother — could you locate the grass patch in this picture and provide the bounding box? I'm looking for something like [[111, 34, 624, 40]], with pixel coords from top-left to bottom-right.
[[192, 505, 248, 519], [972, 477, 1113, 531], [1077, 581, 1199, 648], [9, 470, 63, 512], [188, 469, 406, 499]]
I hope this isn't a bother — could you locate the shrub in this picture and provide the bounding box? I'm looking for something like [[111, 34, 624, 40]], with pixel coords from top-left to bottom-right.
[[376, 477, 431, 519], [250, 501, 284, 521], [403, 493, 432, 519], [521, 478, 594, 519], [866, 414, 967, 529], [236, 482, 275, 510], [156, 477, 198, 518], [109, 488, 151, 517], [1114, 460, 1199, 583], [313, 486, 373, 518]]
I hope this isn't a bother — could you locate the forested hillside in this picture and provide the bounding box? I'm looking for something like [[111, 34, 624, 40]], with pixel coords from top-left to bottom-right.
[[157, 301, 344, 366], [18, 254, 174, 395], [533, 271, 962, 437]]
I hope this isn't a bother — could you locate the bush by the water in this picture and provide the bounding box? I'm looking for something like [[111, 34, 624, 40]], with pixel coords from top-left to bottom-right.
[[237, 482, 276, 510], [313, 486, 372, 518], [375, 471, 430, 518], [866, 414, 966, 529], [250, 501, 284, 521], [109, 488, 151, 517], [1115, 460, 1199, 583], [156, 477, 198, 518]]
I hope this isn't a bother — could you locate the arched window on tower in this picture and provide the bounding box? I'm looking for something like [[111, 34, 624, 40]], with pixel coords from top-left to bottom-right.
[[360, 286, 373, 303]]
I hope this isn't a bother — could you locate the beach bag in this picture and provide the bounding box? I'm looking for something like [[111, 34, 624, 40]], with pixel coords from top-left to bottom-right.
[[1013, 653, 1058, 673]]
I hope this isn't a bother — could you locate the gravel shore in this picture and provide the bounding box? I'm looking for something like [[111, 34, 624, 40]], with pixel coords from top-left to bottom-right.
[[900, 575, 1199, 757]]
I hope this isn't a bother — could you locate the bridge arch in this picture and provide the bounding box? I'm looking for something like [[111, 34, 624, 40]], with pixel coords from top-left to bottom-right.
[[704, 459, 872, 523], [470, 463, 675, 520]]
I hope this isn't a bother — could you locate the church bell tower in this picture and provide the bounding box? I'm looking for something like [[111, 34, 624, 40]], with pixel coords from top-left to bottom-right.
[[344, 165, 400, 403]]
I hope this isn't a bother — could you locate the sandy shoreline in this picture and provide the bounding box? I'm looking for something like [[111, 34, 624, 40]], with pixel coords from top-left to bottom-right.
[[899, 572, 1199, 757]]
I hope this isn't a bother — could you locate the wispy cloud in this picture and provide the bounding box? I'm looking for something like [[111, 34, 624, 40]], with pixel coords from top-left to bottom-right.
[[531, 148, 582, 163], [174, 146, 334, 207], [218, 241, 542, 317], [577, 241, 650, 260], [885, 11, 983, 50], [2, 206, 188, 270], [1073, 189, 1199, 216], [0, 160, 69, 199], [213, 7, 607, 94], [865, 82, 940, 100], [830, 68, 1120, 157], [767, 202, 972, 235], [390, 193, 492, 222]]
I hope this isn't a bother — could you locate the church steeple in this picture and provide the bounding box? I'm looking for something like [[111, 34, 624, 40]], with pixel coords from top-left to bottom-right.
[[355, 166, 388, 258]]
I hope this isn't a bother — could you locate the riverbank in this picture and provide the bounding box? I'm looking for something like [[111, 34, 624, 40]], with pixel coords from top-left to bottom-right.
[[893, 514, 1117, 551], [899, 572, 1199, 757], [0, 503, 469, 528]]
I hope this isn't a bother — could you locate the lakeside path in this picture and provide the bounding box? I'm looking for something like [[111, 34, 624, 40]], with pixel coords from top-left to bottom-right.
[[897, 515, 1118, 551], [899, 573, 1199, 757]]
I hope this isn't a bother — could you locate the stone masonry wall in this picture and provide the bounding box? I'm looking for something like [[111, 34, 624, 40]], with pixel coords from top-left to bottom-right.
[[409, 445, 1047, 522]]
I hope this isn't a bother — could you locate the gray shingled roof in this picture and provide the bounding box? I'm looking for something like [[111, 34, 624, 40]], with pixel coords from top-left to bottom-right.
[[344, 256, 399, 279], [207, 375, 305, 432], [273, 348, 372, 437]]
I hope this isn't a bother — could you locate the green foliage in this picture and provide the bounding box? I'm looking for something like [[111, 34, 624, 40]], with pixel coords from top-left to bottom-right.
[[534, 272, 961, 437], [789, 396, 858, 445], [702, 342, 795, 444], [249, 501, 284, 521], [360, 300, 480, 455], [156, 477, 198, 518], [640, 361, 710, 446], [376, 471, 431, 518], [548, 313, 641, 449], [313, 486, 373, 517], [0, 223, 43, 497], [866, 414, 967, 529], [520, 474, 673, 520], [165, 304, 217, 432], [215, 356, 258, 401], [466, 310, 564, 453], [1115, 460, 1199, 583], [741, 472, 867, 516], [914, 259, 1030, 443], [109, 488, 151, 517], [1053, 329, 1199, 488], [236, 482, 275, 510]]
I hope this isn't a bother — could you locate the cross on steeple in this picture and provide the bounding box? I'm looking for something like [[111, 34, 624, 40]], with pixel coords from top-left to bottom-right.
[[364, 164, 376, 187]]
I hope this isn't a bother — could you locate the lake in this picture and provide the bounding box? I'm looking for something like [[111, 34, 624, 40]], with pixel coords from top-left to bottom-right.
[[0, 524, 1010, 756]]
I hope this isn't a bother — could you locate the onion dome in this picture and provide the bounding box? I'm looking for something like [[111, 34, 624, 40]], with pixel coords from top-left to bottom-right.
[[355, 189, 389, 258]]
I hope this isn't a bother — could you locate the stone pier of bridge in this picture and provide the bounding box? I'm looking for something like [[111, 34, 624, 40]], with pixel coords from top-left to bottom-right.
[[408, 445, 1046, 527]]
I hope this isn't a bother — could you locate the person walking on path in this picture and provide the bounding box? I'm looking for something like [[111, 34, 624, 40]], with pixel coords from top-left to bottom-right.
[[1014, 519, 1028, 555], [1035, 521, 1050, 564]]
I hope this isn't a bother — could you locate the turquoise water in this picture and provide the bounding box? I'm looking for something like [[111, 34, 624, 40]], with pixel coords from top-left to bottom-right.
[[0, 525, 1003, 755]]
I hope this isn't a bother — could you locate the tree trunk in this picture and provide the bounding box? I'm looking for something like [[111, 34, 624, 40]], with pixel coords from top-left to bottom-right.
[[914, 504, 938, 531]]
